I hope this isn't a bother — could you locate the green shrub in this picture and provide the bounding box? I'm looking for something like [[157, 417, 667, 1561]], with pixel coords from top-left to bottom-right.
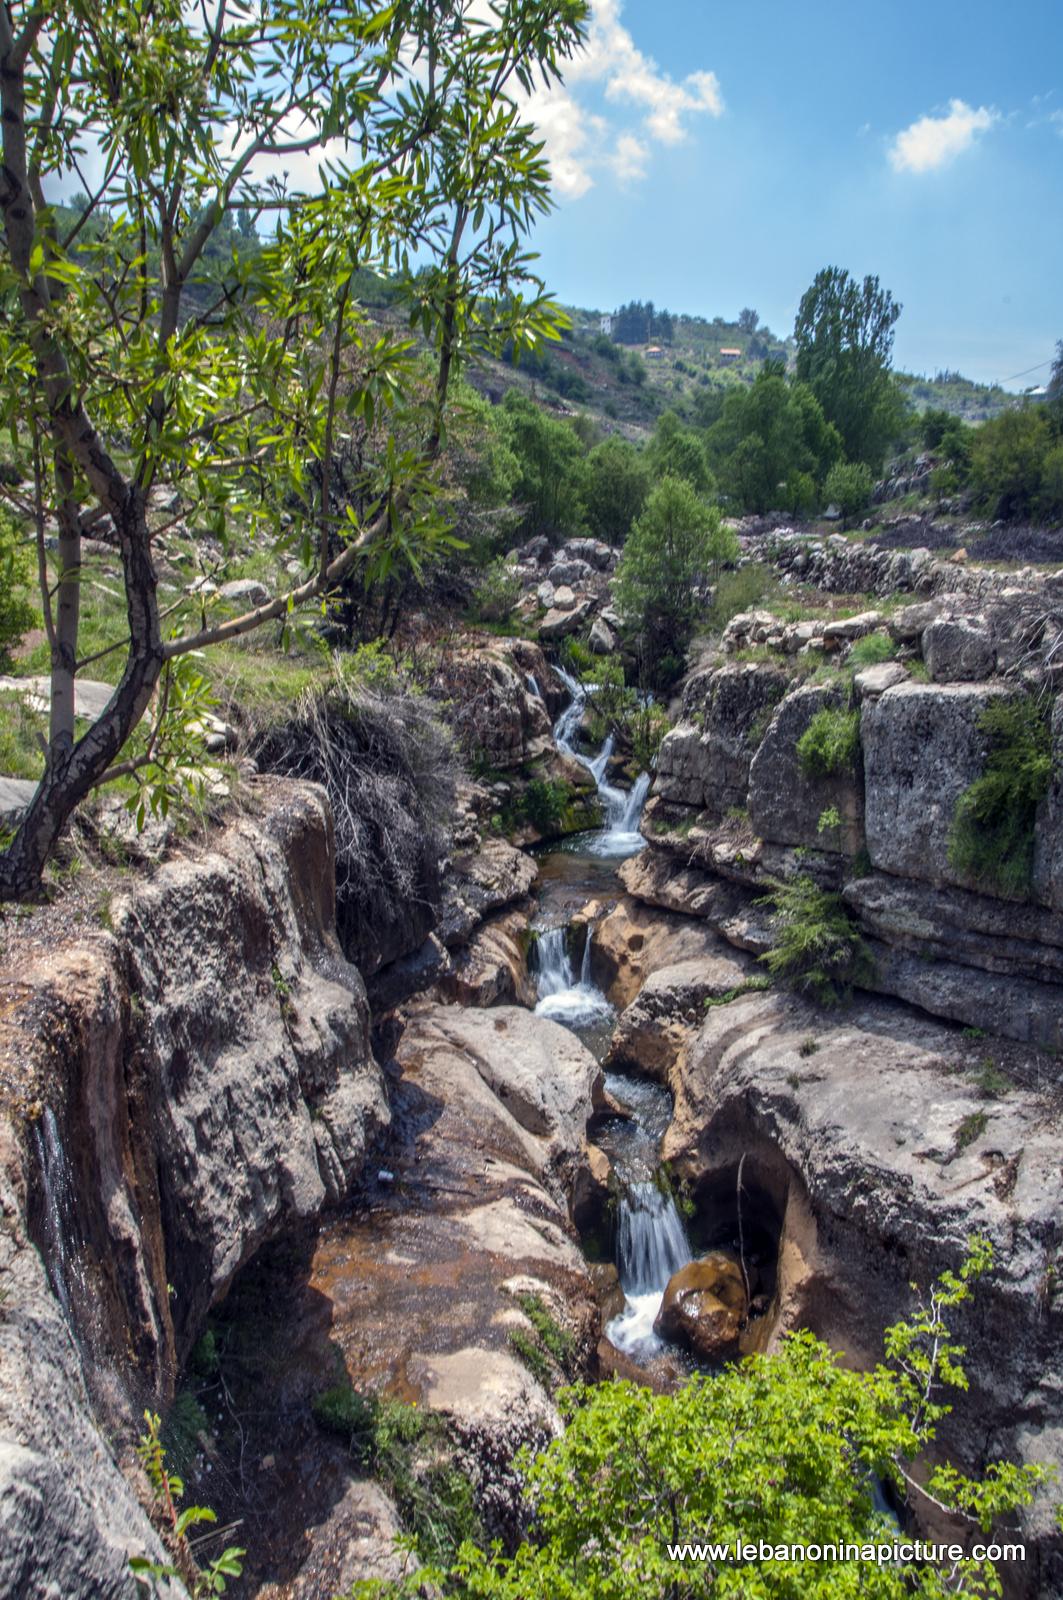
[[0, 510, 38, 665], [947, 694, 1052, 897], [469, 556, 521, 623], [824, 460, 873, 521], [758, 875, 874, 1005], [312, 1384, 480, 1566], [847, 631, 896, 667], [520, 777, 570, 832], [516, 1293, 576, 1371], [796, 706, 861, 778]]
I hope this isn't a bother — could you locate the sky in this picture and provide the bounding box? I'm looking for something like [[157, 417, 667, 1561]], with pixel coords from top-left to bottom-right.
[[520, 0, 1063, 388]]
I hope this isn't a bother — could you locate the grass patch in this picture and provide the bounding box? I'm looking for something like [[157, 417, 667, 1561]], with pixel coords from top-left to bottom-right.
[[758, 875, 874, 1006], [796, 706, 861, 779], [948, 694, 1053, 898], [847, 632, 897, 668], [508, 1328, 554, 1389], [956, 1110, 989, 1151], [311, 1383, 480, 1566], [515, 1292, 576, 1371], [972, 1059, 1011, 1099], [703, 976, 772, 1008]]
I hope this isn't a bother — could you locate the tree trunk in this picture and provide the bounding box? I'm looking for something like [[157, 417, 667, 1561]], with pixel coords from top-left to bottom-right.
[[0, 490, 163, 901]]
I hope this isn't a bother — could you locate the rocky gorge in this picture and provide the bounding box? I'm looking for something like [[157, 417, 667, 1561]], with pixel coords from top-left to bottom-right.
[[2, 529, 1063, 1597]]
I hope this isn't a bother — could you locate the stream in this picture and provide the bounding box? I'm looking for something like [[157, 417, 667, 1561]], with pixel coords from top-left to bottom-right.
[[532, 667, 692, 1364]]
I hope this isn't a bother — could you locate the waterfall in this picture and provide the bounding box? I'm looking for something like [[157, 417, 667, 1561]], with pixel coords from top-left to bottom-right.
[[550, 667, 649, 858], [607, 1180, 692, 1357], [533, 922, 613, 1030], [525, 673, 542, 699]]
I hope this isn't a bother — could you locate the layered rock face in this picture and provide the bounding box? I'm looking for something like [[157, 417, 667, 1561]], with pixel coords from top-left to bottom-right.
[[0, 780, 390, 1598], [661, 989, 1063, 1595], [639, 593, 1063, 1048]]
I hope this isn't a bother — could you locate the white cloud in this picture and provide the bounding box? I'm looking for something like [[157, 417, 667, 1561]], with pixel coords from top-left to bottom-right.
[[888, 98, 999, 174], [1051, 110, 1063, 135], [518, 0, 723, 199]]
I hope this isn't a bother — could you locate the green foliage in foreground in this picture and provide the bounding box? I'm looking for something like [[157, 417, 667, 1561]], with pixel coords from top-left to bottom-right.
[[759, 875, 874, 1005], [847, 632, 897, 668], [797, 707, 861, 778], [348, 1241, 1054, 1600], [948, 695, 1053, 897]]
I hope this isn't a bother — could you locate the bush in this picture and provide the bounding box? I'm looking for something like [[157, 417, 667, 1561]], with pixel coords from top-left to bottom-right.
[[758, 875, 874, 1005], [824, 460, 873, 521], [520, 778, 569, 833], [706, 563, 776, 633], [0, 510, 38, 665], [948, 694, 1052, 897], [847, 632, 896, 667], [252, 663, 459, 967], [796, 706, 861, 777], [469, 557, 521, 623], [348, 1242, 1052, 1600], [313, 1384, 480, 1567]]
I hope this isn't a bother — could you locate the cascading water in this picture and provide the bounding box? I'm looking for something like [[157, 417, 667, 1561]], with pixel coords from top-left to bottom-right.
[[533, 924, 613, 1030], [608, 1182, 692, 1356], [551, 667, 650, 859], [31, 1106, 87, 1331]]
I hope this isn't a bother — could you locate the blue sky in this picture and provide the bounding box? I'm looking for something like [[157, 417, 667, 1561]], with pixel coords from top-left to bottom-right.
[[523, 0, 1062, 388]]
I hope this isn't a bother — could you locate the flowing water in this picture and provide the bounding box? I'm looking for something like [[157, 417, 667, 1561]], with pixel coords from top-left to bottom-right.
[[532, 668, 691, 1362]]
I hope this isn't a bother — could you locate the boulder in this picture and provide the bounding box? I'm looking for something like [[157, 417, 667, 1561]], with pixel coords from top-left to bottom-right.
[[606, 953, 754, 1080], [748, 683, 863, 855], [438, 910, 536, 1008], [591, 896, 741, 1010], [821, 610, 882, 644], [218, 577, 270, 607], [551, 584, 577, 611], [923, 617, 996, 683], [563, 538, 614, 571], [0, 775, 36, 826], [589, 616, 617, 655], [852, 661, 908, 698], [0, 674, 115, 721], [888, 599, 945, 643], [549, 560, 592, 587], [654, 663, 789, 816], [861, 682, 1009, 892], [654, 1254, 747, 1359], [439, 838, 539, 948], [539, 597, 594, 641]]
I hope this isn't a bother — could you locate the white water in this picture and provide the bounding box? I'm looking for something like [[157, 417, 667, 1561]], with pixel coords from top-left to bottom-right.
[[526, 673, 542, 699], [607, 1180, 692, 1358], [533, 925, 614, 1029], [551, 667, 650, 859], [32, 1107, 85, 1327]]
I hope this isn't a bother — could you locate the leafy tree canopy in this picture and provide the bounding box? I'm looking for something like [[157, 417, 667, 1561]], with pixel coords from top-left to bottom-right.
[[0, 0, 587, 898], [794, 268, 906, 470]]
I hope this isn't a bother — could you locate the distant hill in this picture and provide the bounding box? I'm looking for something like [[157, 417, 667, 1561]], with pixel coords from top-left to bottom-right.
[[898, 370, 1015, 422]]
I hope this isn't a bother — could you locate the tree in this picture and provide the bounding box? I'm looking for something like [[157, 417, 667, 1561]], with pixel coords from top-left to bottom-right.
[[794, 268, 905, 470], [646, 411, 715, 496], [1047, 340, 1063, 406], [738, 306, 759, 335], [970, 408, 1051, 521], [0, 0, 586, 899], [583, 437, 651, 545], [500, 391, 587, 542], [707, 369, 841, 514], [350, 1241, 1053, 1600], [614, 475, 733, 685]]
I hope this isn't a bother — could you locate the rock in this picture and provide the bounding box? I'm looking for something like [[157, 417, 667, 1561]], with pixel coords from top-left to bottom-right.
[[0, 775, 36, 826], [654, 1254, 747, 1359], [537, 580, 555, 608], [278, 1480, 417, 1598], [821, 610, 882, 643], [889, 600, 944, 643], [748, 683, 863, 855], [430, 640, 554, 771], [549, 561, 591, 587], [1033, 696, 1063, 912], [571, 1142, 614, 1237], [367, 931, 451, 1010], [861, 682, 1009, 892], [589, 616, 616, 655], [852, 661, 908, 698], [439, 911, 536, 1008], [663, 988, 1063, 1583], [618, 849, 750, 924], [517, 534, 551, 565], [591, 897, 742, 1010], [218, 577, 270, 607], [539, 597, 594, 641], [440, 838, 539, 948], [923, 617, 996, 683], [606, 953, 754, 1080], [551, 584, 577, 611], [563, 538, 614, 571], [0, 674, 115, 721], [654, 663, 789, 817]]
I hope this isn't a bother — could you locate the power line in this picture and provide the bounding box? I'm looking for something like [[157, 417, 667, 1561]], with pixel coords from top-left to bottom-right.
[[1000, 357, 1054, 383]]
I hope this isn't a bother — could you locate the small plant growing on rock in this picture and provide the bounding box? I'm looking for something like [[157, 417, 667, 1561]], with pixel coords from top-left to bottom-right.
[[758, 875, 874, 1006], [130, 1410, 244, 1596], [847, 631, 897, 667], [798, 1036, 820, 1057], [796, 706, 861, 779], [973, 1059, 1011, 1099], [817, 804, 842, 835], [956, 1110, 989, 1152], [948, 694, 1053, 898]]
